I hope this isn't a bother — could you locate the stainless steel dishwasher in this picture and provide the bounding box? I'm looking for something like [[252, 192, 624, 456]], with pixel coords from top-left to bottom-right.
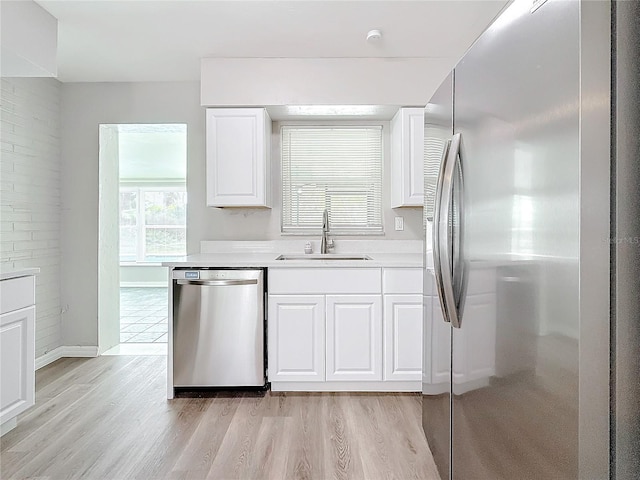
[[172, 268, 265, 388]]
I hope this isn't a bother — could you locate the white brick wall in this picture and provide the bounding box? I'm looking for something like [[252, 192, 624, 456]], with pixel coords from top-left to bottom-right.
[[1, 77, 62, 357]]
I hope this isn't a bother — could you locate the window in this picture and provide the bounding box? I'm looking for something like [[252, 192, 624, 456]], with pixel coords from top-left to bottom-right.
[[119, 186, 187, 262], [281, 126, 383, 234]]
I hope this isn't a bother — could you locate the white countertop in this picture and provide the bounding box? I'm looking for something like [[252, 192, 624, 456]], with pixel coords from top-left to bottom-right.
[[162, 252, 423, 268], [0, 268, 40, 281], [161, 240, 425, 268]]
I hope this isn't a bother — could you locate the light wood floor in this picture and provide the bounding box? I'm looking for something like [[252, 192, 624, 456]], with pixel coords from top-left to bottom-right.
[[0, 356, 441, 480]]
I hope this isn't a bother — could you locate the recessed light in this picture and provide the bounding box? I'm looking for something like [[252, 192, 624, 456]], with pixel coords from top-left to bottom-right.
[[284, 105, 383, 116]]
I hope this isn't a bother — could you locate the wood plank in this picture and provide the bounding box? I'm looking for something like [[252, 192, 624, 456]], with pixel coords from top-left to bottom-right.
[[205, 393, 268, 479], [5, 356, 160, 478], [322, 393, 366, 480], [284, 393, 327, 480], [169, 393, 241, 478], [0, 356, 440, 480], [348, 394, 403, 480]]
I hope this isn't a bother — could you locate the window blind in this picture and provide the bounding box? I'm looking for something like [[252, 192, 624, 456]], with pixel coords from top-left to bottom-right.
[[424, 126, 447, 221], [281, 126, 383, 234]]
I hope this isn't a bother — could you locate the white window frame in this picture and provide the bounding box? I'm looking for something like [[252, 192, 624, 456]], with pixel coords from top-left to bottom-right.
[[119, 183, 187, 264], [280, 122, 385, 235]]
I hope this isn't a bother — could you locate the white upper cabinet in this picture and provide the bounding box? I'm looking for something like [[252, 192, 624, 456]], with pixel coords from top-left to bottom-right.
[[205, 108, 271, 207], [390, 107, 425, 207]]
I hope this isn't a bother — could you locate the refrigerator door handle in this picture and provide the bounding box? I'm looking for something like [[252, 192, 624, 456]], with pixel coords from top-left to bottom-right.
[[433, 133, 463, 328], [451, 134, 467, 328]]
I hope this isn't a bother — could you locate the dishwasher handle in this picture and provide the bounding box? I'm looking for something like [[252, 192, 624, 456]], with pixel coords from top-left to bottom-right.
[[176, 279, 258, 287]]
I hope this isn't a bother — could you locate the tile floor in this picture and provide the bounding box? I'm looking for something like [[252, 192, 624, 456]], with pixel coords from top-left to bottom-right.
[[120, 287, 168, 343]]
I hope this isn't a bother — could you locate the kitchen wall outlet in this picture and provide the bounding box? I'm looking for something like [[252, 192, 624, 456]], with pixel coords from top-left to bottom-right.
[[394, 216, 404, 231]]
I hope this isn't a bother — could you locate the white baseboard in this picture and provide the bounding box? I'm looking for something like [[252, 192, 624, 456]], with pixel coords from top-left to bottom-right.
[[1, 418, 17, 437], [35, 346, 99, 370], [270, 380, 421, 392]]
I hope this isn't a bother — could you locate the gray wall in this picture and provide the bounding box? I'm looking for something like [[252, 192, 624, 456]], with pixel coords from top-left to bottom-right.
[[61, 81, 422, 347], [60, 82, 204, 346], [614, 0, 640, 477], [1, 77, 63, 358]]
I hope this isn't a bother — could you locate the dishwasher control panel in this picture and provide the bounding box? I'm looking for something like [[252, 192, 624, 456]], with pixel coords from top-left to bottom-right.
[[172, 269, 261, 281]]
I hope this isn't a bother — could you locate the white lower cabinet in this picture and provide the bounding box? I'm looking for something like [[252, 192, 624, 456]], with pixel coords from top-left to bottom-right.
[[326, 295, 382, 381], [424, 268, 497, 394], [383, 294, 423, 381], [453, 293, 497, 385], [268, 296, 325, 382], [268, 267, 423, 392], [429, 296, 452, 385], [1, 307, 35, 421], [1, 275, 36, 436]]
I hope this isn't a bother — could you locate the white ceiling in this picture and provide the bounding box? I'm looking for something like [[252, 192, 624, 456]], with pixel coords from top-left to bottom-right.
[[36, 0, 510, 83]]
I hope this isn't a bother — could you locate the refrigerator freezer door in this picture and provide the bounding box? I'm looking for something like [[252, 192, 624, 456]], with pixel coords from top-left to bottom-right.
[[451, 0, 580, 478], [422, 71, 454, 480]]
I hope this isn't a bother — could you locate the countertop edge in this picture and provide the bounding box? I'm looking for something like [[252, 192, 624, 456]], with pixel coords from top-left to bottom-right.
[[0, 268, 41, 281], [162, 254, 423, 269]]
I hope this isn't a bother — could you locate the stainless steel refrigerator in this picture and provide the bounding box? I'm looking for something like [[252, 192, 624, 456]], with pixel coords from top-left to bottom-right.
[[420, 0, 633, 478]]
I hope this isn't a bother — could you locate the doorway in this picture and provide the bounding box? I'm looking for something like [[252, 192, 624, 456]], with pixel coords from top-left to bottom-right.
[[98, 124, 187, 354]]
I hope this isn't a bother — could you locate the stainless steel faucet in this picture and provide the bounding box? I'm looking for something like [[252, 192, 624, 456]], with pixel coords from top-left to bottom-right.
[[320, 208, 334, 254]]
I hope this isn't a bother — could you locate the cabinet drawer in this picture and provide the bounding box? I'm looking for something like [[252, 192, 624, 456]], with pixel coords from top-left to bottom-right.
[[383, 268, 423, 294], [269, 268, 381, 295], [424, 268, 495, 296], [0, 276, 35, 315]]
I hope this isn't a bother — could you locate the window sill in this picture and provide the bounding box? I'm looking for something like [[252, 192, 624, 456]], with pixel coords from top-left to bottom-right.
[[280, 231, 385, 237], [120, 262, 167, 267]]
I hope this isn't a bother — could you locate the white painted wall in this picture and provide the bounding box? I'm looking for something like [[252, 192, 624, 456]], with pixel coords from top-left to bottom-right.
[[0, 77, 62, 357], [0, 0, 57, 77], [61, 81, 423, 347], [97, 125, 120, 354], [201, 58, 449, 107]]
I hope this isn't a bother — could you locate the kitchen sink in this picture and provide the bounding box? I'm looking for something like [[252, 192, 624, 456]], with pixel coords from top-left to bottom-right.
[[275, 254, 372, 261]]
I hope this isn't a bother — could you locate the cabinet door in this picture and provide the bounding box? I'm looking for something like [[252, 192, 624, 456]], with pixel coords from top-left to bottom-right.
[[391, 107, 425, 207], [1, 306, 35, 424], [384, 295, 422, 381], [268, 295, 324, 382], [206, 108, 271, 207], [382, 268, 423, 295], [326, 295, 382, 381], [453, 293, 497, 387], [429, 296, 452, 385]]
